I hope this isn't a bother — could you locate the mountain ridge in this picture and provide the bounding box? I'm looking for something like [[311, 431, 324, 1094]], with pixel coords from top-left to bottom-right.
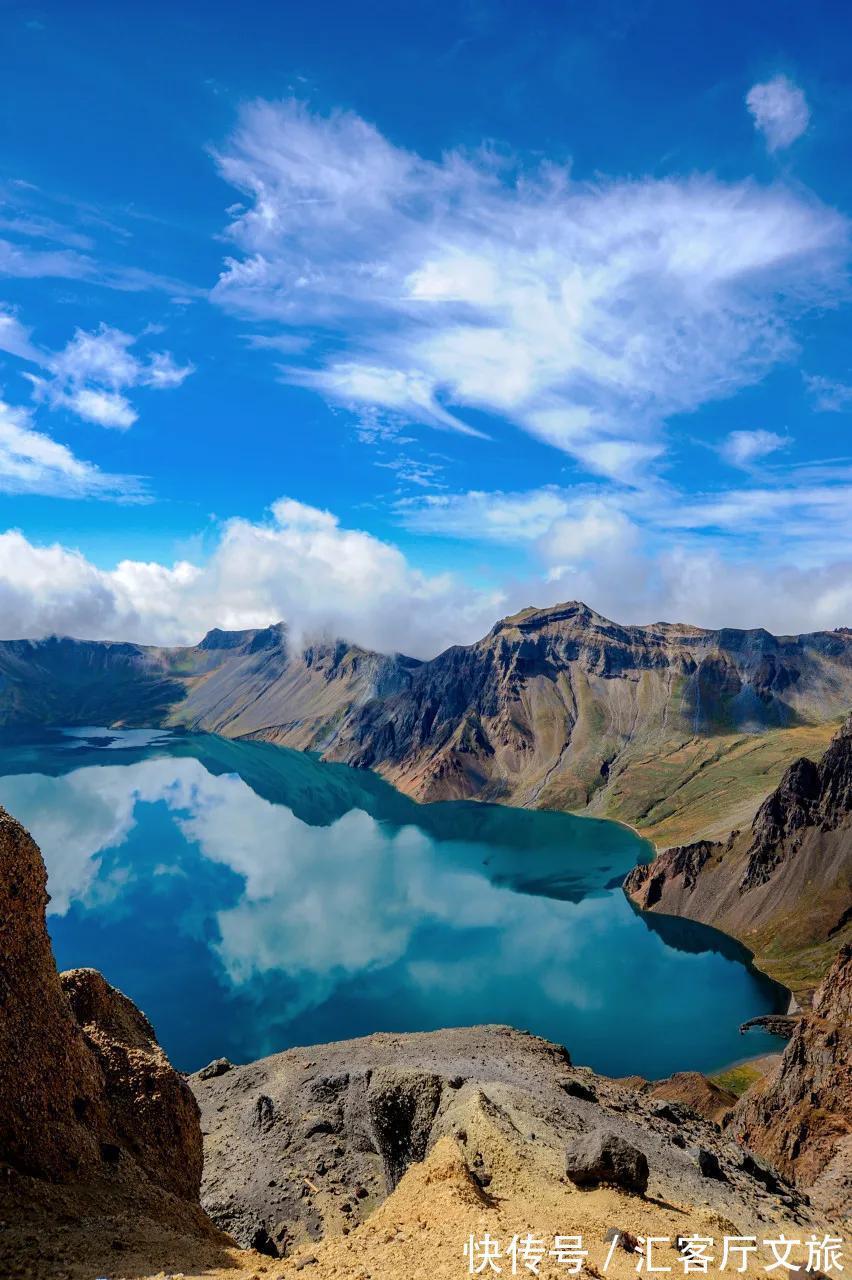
[[1, 601, 851, 849]]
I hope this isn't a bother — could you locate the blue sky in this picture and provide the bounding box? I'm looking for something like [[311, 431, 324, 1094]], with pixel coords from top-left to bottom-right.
[[1, 0, 852, 654]]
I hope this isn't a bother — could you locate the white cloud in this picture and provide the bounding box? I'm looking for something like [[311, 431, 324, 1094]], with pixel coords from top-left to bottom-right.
[[569, 439, 663, 484], [0, 499, 505, 656], [0, 306, 41, 363], [746, 75, 810, 152], [10, 320, 193, 430], [804, 373, 852, 413], [62, 387, 137, 429], [397, 487, 572, 542], [539, 498, 639, 565], [299, 362, 486, 438], [5, 477, 852, 655], [0, 399, 137, 499], [211, 99, 846, 483], [44, 324, 193, 428], [719, 428, 788, 469]]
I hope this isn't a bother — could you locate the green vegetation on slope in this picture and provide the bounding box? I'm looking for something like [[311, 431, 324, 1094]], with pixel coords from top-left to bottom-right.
[[590, 722, 842, 849]]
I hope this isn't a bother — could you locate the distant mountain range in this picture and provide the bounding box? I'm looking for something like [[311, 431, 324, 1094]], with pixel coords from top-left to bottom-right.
[[2, 600, 852, 848]]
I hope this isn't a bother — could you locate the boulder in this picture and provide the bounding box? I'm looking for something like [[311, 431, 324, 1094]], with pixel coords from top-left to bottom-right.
[[366, 1069, 444, 1191], [198, 1056, 234, 1080], [564, 1130, 649, 1195], [692, 1147, 726, 1181], [561, 1077, 598, 1103]]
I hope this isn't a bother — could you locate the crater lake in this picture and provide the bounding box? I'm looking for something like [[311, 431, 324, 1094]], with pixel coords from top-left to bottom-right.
[[0, 727, 787, 1077]]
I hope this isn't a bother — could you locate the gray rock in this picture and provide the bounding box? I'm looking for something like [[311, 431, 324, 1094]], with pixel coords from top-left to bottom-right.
[[604, 1227, 639, 1253], [565, 1130, 649, 1195], [650, 1100, 692, 1125], [740, 1149, 782, 1192], [198, 1057, 233, 1080], [693, 1147, 726, 1181], [253, 1094, 275, 1133], [561, 1078, 598, 1103], [366, 1069, 444, 1191], [249, 1224, 278, 1258]]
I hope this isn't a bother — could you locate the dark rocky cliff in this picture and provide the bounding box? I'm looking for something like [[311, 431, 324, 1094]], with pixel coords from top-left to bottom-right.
[[0, 805, 238, 1278], [625, 717, 852, 995], [731, 944, 851, 1223]]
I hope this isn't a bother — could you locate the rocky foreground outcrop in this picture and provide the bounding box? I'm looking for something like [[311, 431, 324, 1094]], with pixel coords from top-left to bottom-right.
[[625, 714, 852, 996], [731, 945, 852, 1223], [0, 806, 201, 1194], [1, 799, 848, 1278], [0, 806, 238, 1279], [190, 1025, 843, 1266]]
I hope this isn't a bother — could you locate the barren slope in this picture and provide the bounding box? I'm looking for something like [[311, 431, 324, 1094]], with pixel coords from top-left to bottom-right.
[[2, 602, 851, 848]]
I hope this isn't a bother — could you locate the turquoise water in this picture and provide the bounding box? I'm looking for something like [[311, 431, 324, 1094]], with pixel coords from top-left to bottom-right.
[[0, 728, 787, 1077]]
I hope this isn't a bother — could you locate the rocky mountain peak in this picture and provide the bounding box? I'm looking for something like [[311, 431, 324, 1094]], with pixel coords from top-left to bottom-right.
[[497, 600, 599, 631], [744, 712, 852, 889], [198, 621, 288, 652]]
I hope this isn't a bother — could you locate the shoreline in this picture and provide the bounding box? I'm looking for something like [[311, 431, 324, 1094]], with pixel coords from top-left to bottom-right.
[[13, 721, 802, 1085]]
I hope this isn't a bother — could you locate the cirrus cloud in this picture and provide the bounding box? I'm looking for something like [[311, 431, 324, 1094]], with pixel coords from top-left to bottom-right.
[[211, 98, 847, 484]]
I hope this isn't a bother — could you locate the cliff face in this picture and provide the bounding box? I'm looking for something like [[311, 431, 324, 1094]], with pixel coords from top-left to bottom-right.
[[0, 804, 245, 1279], [325, 604, 852, 810], [0, 807, 110, 1183], [731, 945, 852, 1223], [0, 806, 202, 1195], [624, 716, 852, 996], [1, 603, 851, 842]]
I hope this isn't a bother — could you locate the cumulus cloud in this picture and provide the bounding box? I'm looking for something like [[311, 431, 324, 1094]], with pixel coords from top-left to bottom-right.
[[211, 99, 845, 483], [5, 480, 852, 654], [397, 473, 852, 633], [746, 75, 810, 152], [0, 499, 505, 655], [0, 399, 137, 499], [23, 322, 194, 429], [718, 429, 789, 469]]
